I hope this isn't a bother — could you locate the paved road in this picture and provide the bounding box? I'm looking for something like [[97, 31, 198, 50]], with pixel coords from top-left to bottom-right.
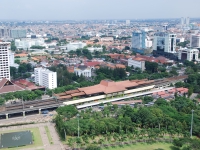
[[0, 112, 56, 125]]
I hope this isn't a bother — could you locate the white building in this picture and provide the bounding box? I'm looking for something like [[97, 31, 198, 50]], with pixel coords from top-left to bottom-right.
[[66, 42, 87, 51], [126, 20, 130, 26], [128, 58, 145, 71], [0, 42, 10, 80], [74, 64, 91, 77], [153, 32, 176, 53], [87, 47, 103, 53], [15, 38, 46, 49], [34, 68, 57, 89], [9, 51, 19, 68], [178, 48, 199, 61], [190, 34, 200, 48]]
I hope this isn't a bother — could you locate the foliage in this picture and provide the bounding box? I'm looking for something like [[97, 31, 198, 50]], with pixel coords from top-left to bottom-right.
[[11, 40, 17, 51], [1, 90, 44, 102], [145, 61, 158, 73], [55, 99, 200, 141], [177, 41, 190, 47], [86, 145, 101, 150], [173, 137, 200, 150], [30, 45, 45, 49], [56, 105, 78, 119], [10, 63, 33, 79], [95, 67, 127, 82], [143, 96, 153, 104], [70, 48, 93, 60]]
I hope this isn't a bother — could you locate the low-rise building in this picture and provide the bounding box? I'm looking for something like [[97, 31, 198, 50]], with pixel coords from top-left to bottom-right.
[[34, 67, 57, 89], [74, 64, 92, 77], [87, 47, 103, 52], [128, 58, 145, 71], [15, 38, 46, 49], [178, 48, 199, 61], [66, 42, 87, 51]]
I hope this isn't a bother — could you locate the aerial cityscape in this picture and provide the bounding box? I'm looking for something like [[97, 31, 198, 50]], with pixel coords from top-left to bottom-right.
[[0, 0, 200, 150]]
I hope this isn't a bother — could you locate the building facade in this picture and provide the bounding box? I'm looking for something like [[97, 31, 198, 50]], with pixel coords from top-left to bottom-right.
[[34, 68, 57, 89], [178, 48, 199, 61], [153, 32, 176, 53], [15, 38, 45, 49], [132, 30, 152, 54], [10, 29, 27, 39], [0, 27, 10, 39], [66, 42, 87, 51], [0, 42, 10, 80], [74, 64, 92, 77], [128, 58, 145, 71], [190, 34, 200, 48], [132, 31, 146, 50]]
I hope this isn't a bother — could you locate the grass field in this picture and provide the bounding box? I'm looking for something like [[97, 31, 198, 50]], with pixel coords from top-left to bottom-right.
[[103, 143, 175, 150], [44, 126, 53, 144], [0, 127, 43, 150]]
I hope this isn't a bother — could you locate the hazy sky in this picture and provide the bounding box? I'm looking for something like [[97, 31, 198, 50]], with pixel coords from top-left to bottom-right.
[[0, 0, 200, 20]]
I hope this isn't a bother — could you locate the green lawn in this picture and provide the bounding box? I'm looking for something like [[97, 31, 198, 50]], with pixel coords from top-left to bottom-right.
[[103, 143, 175, 150], [0, 127, 43, 150], [44, 126, 53, 144], [15, 57, 28, 61]]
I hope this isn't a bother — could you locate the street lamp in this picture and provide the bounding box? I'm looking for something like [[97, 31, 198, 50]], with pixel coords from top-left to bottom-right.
[[77, 114, 80, 138], [190, 109, 194, 138]]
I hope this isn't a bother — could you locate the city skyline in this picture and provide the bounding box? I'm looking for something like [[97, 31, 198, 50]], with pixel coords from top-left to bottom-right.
[[0, 0, 200, 20]]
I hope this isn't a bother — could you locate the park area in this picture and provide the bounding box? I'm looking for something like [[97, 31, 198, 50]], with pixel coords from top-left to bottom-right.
[[0, 127, 43, 150], [103, 143, 174, 150]]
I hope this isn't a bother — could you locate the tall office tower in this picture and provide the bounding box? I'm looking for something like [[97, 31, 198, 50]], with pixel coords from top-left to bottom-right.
[[153, 32, 177, 53], [10, 29, 27, 38], [0, 28, 10, 38], [0, 42, 10, 80], [132, 31, 146, 50], [181, 17, 185, 26], [163, 25, 168, 31], [34, 68, 57, 89], [186, 17, 190, 26], [190, 34, 200, 48], [126, 20, 130, 26]]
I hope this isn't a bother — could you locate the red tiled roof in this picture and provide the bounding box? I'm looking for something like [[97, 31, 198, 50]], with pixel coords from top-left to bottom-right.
[[84, 61, 100, 67], [0, 78, 25, 94]]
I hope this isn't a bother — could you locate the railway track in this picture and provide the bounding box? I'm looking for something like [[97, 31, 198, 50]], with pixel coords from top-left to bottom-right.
[[5, 99, 59, 111]]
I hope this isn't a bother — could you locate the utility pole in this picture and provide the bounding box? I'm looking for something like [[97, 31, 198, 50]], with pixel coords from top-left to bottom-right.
[[22, 96, 24, 110], [77, 114, 80, 138], [64, 128, 67, 141], [190, 109, 194, 138]]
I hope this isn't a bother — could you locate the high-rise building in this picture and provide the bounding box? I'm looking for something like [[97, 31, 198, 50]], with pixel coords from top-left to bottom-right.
[[132, 31, 146, 50], [190, 34, 200, 48], [186, 17, 190, 26], [153, 32, 176, 53], [126, 20, 130, 26], [180, 17, 190, 27], [132, 31, 152, 54], [181, 17, 185, 26], [34, 68, 57, 89], [0, 28, 10, 38], [10, 29, 26, 39], [0, 42, 10, 80]]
